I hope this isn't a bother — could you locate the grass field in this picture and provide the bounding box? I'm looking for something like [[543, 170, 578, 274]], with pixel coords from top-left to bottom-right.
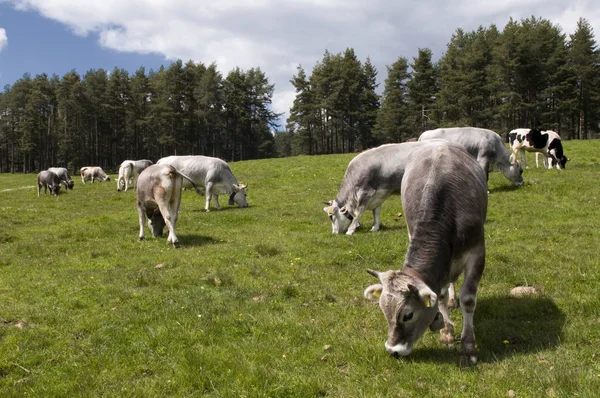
[[1, 141, 599, 397]]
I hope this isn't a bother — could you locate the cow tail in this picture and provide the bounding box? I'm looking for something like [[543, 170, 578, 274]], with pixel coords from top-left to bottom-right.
[[178, 171, 205, 195]]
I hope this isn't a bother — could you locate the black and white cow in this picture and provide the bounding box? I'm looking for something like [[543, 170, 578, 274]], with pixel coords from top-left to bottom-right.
[[508, 128, 568, 169], [48, 167, 74, 190], [136, 164, 202, 248], [364, 140, 488, 365], [37, 170, 61, 196], [80, 166, 111, 184], [324, 142, 432, 235], [419, 127, 523, 186], [117, 159, 154, 191], [157, 155, 247, 212]]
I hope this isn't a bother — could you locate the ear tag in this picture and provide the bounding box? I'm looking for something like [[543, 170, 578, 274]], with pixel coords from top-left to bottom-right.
[[425, 297, 431, 307], [327, 208, 334, 215], [372, 290, 381, 298]]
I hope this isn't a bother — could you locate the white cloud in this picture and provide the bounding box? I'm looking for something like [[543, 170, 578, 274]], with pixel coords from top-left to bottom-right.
[[0, 28, 7, 52], [3, 0, 600, 123]]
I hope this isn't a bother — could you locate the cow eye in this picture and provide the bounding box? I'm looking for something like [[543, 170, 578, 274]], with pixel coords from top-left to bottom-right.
[[403, 312, 413, 322]]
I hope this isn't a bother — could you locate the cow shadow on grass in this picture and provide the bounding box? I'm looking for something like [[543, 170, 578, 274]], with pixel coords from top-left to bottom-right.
[[179, 234, 219, 247], [488, 184, 522, 194], [408, 295, 565, 365]]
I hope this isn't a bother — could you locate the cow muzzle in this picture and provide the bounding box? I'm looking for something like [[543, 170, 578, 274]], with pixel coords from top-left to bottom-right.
[[385, 341, 413, 357]]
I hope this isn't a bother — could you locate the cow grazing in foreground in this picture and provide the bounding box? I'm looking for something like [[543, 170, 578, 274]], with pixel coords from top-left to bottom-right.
[[80, 167, 111, 184], [508, 128, 568, 169], [37, 170, 61, 196], [419, 127, 523, 186], [324, 142, 432, 235], [157, 155, 247, 212], [117, 159, 154, 191], [136, 164, 202, 248], [364, 140, 488, 365], [47, 167, 75, 190]]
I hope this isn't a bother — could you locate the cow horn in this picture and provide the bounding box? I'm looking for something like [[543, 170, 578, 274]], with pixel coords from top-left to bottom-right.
[[367, 269, 381, 279]]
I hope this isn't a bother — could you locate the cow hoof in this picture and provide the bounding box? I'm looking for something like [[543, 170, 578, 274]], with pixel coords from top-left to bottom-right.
[[460, 352, 478, 366], [139, 236, 145, 241], [440, 326, 455, 347], [172, 241, 180, 248]]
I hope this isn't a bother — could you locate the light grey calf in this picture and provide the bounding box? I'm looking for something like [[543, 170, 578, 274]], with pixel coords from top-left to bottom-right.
[[117, 159, 154, 191], [419, 127, 523, 186], [157, 155, 247, 212], [80, 166, 111, 184], [136, 164, 202, 248], [48, 167, 74, 190], [364, 140, 488, 365], [324, 142, 434, 235], [37, 170, 61, 196]]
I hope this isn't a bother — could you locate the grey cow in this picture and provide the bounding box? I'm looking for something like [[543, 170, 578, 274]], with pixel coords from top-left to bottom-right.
[[324, 142, 437, 235], [117, 159, 154, 191], [80, 166, 111, 184], [364, 140, 488, 365], [48, 167, 75, 190], [136, 164, 202, 247], [157, 155, 247, 212], [37, 170, 61, 196], [419, 127, 523, 186]]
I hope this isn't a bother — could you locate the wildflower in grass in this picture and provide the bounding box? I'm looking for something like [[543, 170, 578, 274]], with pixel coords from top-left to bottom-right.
[[503, 340, 510, 344]]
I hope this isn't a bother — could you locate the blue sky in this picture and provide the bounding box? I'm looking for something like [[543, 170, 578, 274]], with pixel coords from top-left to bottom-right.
[[0, 4, 164, 88], [1, 0, 599, 122]]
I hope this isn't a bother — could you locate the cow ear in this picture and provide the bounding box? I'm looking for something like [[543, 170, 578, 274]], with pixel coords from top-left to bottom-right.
[[340, 206, 348, 214], [323, 205, 336, 215], [364, 283, 383, 300], [408, 283, 437, 308], [232, 184, 240, 192]]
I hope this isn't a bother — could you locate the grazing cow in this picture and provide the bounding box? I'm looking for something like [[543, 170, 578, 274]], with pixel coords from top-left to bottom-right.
[[419, 127, 523, 186], [157, 155, 247, 212], [364, 140, 488, 365], [48, 167, 75, 190], [324, 142, 432, 235], [508, 128, 568, 169], [136, 164, 202, 247], [80, 166, 111, 184], [37, 170, 61, 196], [117, 159, 154, 191]]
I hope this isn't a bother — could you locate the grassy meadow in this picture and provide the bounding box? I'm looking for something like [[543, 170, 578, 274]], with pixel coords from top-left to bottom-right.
[[1, 140, 599, 397]]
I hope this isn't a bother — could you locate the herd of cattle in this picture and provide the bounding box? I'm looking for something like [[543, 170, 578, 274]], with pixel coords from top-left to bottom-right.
[[34, 126, 568, 365]]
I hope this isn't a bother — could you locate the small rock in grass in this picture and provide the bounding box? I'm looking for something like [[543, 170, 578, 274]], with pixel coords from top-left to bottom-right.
[[508, 390, 516, 398], [321, 355, 328, 361], [154, 263, 164, 269], [510, 286, 539, 297], [323, 345, 332, 351]]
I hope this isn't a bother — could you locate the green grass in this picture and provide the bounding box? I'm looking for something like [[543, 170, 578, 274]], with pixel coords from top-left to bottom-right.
[[1, 141, 599, 397]]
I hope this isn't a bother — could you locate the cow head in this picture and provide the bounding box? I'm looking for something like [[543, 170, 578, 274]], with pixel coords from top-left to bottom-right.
[[67, 180, 75, 190], [229, 184, 248, 207], [148, 210, 166, 238], [323, 200, 354, 234], [50, 184, 61, 196], [504, 160, 524, 186], [364, 269, 439, 357], [557, 156, 568, 169]]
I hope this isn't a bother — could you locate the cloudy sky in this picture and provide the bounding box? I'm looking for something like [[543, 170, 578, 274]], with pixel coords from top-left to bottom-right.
[[1, 0, 599, 126]]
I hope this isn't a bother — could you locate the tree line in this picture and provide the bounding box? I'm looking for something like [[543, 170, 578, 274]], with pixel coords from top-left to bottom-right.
[[0, 61, 279, 173], [1, 16, 599, 173], [281, 16, 600, 156]]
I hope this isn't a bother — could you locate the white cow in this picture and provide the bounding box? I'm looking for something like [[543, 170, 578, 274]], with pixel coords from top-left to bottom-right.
[[419, 127, 523, 186], [37, 170, 61, 196], [136, 164, 202, 247], [157, 155, 247, 212], [47, 167, 74, 190], [324, 142, 433, 235], [80, 167, 111, 184], [117, 159, 154, 191], [508, 128, 568, 169], [364, 140, 488, 365]]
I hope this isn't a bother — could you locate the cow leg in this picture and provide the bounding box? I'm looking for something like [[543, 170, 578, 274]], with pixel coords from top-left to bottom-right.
[[213, 194, 221, 210], [535, 152, 541, 168], [520, 150, 529, 169], [138, 206, 147, 241], [438, 285, 455, 348], [205, 182, 213, 212], [370, 206, 381, 232], [37, 183, 41, 197], [458, 244, 485, 366], [447, 282, 457, 310], [158, 201, 178, 248]]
